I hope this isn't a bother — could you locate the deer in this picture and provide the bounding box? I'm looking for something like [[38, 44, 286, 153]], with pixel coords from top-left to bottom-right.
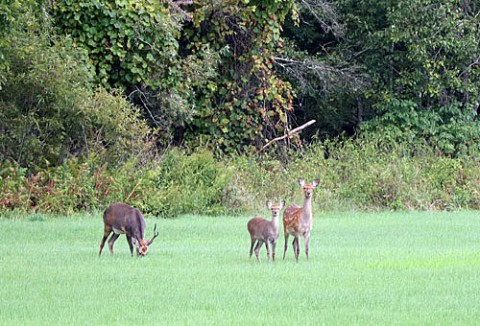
[[283, 178, 320, 262], [247, 200, 285, 263], [98, 202, 159, 257]]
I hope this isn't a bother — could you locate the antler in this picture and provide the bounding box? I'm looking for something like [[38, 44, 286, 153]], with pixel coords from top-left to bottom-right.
[[146, 224, 159, 246]]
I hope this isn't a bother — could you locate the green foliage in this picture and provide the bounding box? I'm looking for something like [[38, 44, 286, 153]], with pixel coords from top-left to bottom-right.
[[227, 137, 480, 212], [0, 7, 92, 169], [381, 0, 480, 108], [280, 0, 369, 140], [103, 149, 234, 217], [362, 99, 480, 156], [4, 0, 480, 163], [132, 43, 221, 143], [0, 0, 50, 88], [0, 42, 150, 169], [4, 0, 480, 217], [52, 0, 222, 142], [0, 148, 233, 217], [82, 88, 153, 165], [4, 139, 480, 215], [0, 2, 152, 170], [137, 149, 233, 217], [334, 0, 480, 150], [321, 136, 480, 210], [52, 0, 179, 88], [183, 0, 298, 153]]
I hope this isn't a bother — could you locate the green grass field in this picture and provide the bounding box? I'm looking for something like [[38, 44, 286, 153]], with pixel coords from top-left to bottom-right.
[[1, 211, 480, 325]]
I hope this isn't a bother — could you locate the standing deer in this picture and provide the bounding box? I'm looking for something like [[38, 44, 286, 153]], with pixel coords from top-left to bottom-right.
[[283, 178, 320, 262], [99, 203, 159, 257], [247, 200, 285, 263]]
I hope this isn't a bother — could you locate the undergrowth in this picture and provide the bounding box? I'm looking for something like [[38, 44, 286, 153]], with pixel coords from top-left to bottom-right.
[[2, 137, 480, 217]]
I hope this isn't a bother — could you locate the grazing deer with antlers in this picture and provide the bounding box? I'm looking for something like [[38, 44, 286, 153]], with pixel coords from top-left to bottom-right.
[[99, 203, 159, 257], [283, 178, 320, 262], [247, 200, 285, 263]]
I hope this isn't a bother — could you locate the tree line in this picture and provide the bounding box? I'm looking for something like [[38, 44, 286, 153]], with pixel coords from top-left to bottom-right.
[[1, 0, 480, 171]]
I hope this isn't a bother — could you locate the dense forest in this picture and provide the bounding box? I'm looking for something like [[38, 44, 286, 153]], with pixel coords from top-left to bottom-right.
[[1, 0, 480, 216]]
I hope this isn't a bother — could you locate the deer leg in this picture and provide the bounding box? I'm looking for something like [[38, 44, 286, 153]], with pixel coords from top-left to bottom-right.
[[254, 240, 264, 263], [296, 237, 301, 261], [271, 240, 277, 262], [305, 233, 310, 261], [293, 236, 300, 263], [126, 235, 134, 256], [99, 236, 107, 256], [265, 240, 271, 263], [283, 232, 289, 260], [108, 233, 120, 255], [98, 230, 111, 256], [249, 238, 256, 260]]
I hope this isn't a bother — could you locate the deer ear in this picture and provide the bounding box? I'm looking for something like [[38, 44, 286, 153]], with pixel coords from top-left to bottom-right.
[[298, 178, 305, 187], [312, 179, 320, 187], [279, 200, 285, 209], [266, 200, 272, 209]]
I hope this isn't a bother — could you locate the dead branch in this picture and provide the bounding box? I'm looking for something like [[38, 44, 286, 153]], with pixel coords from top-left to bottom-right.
[[261, 120, 316, 151]]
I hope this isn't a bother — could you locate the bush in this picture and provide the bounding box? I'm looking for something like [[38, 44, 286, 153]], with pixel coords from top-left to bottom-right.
[[137, 149, 233, 217], [0, 148, 234, 217], [362, 100, 480, 157], [0, 3, 151, 171], [224, 136, 480, 213], [3, 138, 480, 217]]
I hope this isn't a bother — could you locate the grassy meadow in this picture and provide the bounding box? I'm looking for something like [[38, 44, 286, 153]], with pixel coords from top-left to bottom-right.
[[1, 211, 480, 325]]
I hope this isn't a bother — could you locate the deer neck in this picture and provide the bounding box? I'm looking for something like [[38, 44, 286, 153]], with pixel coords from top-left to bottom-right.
[[134, 211, 146, 240], [302, 196, 313, 223], [132, 231, 144, 245], [271, 213, 280, 230]]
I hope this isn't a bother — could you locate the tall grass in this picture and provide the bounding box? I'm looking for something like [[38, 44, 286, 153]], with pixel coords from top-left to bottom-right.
[[2, 137, 480, 216], [1, 212, 480, 324], [229, 138, 480, 212]]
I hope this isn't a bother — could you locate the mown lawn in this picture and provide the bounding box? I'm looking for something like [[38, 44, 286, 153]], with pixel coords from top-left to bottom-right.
[[1, 211, 480, 325]]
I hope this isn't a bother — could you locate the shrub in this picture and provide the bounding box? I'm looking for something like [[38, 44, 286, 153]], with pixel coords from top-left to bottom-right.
[[138, 149, 234, 217], [3, 138, 480, 217], [0, 3, 151, 171]]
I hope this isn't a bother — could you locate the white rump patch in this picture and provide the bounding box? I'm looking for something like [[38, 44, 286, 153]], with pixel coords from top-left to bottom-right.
[[112, 227, 125, 235]]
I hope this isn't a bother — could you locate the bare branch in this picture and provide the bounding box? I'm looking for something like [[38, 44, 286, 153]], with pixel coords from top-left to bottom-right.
[[297, 0, 343, 36], [273, 55, 368, 94], [261, 120, 316, 151], [168, 0, 193, 21], [458, 53, 480, 78], [128, 88, 162, 128]]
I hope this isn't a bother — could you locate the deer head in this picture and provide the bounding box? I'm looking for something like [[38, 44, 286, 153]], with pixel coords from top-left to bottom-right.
[[298, 178, 320, 199]]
